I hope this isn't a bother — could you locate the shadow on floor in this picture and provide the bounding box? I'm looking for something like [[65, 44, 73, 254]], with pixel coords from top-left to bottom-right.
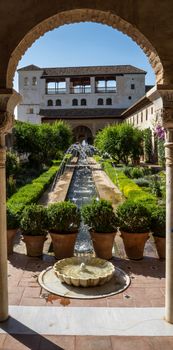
[[111, 256, 165, 279], [0, 317, 65, 349], [8, 252, 56, 272]]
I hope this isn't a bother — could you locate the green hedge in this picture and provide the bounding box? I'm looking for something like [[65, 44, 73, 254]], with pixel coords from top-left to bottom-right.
[[7, 164, 59, 215], [103, 161, 157, 206]]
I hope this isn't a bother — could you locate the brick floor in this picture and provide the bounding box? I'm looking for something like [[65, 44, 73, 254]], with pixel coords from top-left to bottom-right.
[[0, 233, 168, 349], [6, 232, 165, 308], [0, 335, 173, 350]]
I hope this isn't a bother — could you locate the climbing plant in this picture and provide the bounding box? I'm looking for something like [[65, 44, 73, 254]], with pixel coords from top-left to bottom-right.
[[154, 124, 165, 167], [143, 128, 152, 163]]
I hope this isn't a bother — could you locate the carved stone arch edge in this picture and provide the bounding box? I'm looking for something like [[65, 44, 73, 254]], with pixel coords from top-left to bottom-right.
[[0, 90, 21, 134], [7, 8, 164, 88]]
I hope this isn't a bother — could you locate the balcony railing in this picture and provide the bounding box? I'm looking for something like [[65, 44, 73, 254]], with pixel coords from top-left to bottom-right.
[[70, 87, 91, 94], [95, 87, 117, 93], [46, 88, 66, 94]]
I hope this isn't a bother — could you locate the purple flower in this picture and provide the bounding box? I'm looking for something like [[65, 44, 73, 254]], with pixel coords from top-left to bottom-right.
[[154, 124, 165, 140]]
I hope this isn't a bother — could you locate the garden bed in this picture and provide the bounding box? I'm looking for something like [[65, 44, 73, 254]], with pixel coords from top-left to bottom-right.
[[102, 161, 158, 206], [7, 164, 60, 215]]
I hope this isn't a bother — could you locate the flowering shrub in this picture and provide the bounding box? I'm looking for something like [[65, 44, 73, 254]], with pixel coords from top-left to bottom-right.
[[155, 124, 165, 140], [154, 124, 165, 167]]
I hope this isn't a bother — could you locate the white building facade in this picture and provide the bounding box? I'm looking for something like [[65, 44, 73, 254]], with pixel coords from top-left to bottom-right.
[[17, 64, 147, 141]]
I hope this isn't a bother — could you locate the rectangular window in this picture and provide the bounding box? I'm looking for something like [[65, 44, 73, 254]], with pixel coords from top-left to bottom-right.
[[95, 78, 116, 93], [131, 84, 135, 90], [136, 114, 138, 124], [146, 109, 148, 120], [46, 81, 66, 94], [141, 111, 143, 123], [27, 107, 34, 114], [151, 107, 153, 114]]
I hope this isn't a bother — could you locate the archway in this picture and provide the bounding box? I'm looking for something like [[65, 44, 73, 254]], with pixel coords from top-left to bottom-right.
[[6, 8, 164, 88], [73, 125, 93, 144], [1, 4, 173, 325]]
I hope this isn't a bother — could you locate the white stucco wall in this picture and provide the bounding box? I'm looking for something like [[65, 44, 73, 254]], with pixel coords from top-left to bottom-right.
[[17, 69, 44, 124], [17, 69, 146, 124], [126, 103, 155, 131]]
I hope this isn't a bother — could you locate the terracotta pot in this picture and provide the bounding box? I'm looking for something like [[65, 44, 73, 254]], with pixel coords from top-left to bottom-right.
[[22, 235, 47, 257], [50, 232, 77, 259], [90, 231, 116, 260], [7, 229, 17, 256], [120, 231, 149, 260], [154, 236, 165, 259]]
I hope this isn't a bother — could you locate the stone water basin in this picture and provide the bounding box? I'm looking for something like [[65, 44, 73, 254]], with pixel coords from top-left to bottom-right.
[[53, 257, 115, 287]]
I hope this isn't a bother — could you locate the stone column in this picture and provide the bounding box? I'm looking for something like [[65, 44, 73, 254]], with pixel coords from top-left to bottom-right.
[[142, 86, 173, 323], [90, 77, 95, 94], [66, 77, 70, 94], [0, 133, 8, 321], [165, 128, 173, 323], [0, 90, 21, 322]]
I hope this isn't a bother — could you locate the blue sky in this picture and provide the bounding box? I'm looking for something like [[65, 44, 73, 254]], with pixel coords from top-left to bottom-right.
[[14, 23, 155, 90]]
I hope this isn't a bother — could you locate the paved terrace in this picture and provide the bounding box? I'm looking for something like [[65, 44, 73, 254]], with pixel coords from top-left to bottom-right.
[[1, 160, 171, 349], [0, 233, 169, 349]]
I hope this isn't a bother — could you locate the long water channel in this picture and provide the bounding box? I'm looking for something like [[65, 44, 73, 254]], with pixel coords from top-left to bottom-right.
[[66, 155, 98, 254]]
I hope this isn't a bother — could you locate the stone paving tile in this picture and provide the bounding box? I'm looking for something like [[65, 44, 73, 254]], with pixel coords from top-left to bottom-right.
[[65, 297, 108, 307], [107, 297, 136, 307], [9, 293, 24, 305], [39, 335, 75, 350], [0, 334, 7, 348], [150, 298, 165, 307], [75, 336, 113, 350], [111, 336, 173, 350], [20, 297, 47, 306], [2, 334, 41, 350], [8, 286, 25, 295]]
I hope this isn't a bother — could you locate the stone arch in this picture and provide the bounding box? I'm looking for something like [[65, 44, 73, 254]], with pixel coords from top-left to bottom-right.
[[7, 9, 164, 88], [73, 125, 93, 144]]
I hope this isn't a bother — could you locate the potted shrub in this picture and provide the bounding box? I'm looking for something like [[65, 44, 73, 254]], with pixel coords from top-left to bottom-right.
[[81, 198, 118, 259], [150, 206, 166, 259], [20, 204, 48, 257], [47, 201, 80, 259], [117, 201, 151, 260], [7, 206, 19, 256]]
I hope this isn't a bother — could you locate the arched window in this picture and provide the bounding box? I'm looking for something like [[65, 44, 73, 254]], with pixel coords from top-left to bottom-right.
[[47, 99, 53, 106], [56, 99, 61, 106], [24, 77, 29, 86], [32, 77, 37, 86], [106, 98, 112, 105], [81, 99, 87, 106], [72, 99, 78, 106], [97, 98, 104, 106]]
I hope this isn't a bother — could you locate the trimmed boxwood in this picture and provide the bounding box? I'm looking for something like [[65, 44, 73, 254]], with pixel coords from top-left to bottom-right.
[[7, 206, 20, 230], [47, 201, 81, 233], [116, 201, 151, 233], [150, 206, 166, 237], [7, 164, 59, 216], [20, 204, 48, 236], [81, 198, 118, 233]]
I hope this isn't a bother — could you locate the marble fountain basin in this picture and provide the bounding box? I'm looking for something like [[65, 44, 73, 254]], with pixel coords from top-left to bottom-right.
[[53, 257, 115, 287]]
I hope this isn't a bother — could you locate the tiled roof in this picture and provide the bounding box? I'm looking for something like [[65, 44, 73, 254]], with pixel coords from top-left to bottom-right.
[[17, 65, 41, 71], [18, 64, 146, 76], [39, 108, 125, 118], [41, 65, 146, 77]]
